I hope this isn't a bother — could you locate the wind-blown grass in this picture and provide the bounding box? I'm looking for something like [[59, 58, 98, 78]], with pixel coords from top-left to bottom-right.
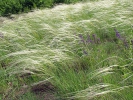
[[0, 0, 133, 99]]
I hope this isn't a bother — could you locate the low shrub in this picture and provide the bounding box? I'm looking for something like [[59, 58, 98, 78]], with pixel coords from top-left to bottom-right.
[[0, 0, 84, 16]]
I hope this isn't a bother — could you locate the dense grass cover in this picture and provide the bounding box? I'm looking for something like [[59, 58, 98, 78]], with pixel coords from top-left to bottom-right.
[[0, 0, 133, 99], [0, 0, 85, 16]]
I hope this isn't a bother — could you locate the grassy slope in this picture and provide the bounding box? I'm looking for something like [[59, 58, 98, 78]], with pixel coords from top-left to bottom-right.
[[0, 0, 133, 99]]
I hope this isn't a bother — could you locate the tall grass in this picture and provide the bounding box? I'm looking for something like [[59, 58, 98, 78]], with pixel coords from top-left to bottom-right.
[[0, 0, 133, 99]]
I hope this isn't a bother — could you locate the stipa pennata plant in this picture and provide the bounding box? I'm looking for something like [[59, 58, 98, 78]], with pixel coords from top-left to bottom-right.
[[79, 29, 133, 47], [114, 29, 133, 49], [60, 56, 133, 100], [0, 0, 132, 99], [78, 29, 133, 56]]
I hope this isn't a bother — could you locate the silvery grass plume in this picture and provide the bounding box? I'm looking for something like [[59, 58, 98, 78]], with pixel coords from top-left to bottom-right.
[[64, 57, 133, 100], [66, 83, 131, 100], [0, 0, 132, 98], [0, 0, 131, 64]]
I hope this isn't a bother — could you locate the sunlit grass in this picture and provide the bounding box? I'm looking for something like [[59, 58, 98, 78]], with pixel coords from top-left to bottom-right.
[[0, 0, 133, 99]]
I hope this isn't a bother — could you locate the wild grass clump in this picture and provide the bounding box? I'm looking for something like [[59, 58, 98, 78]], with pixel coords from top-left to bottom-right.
[[0, 0, 133, 99]]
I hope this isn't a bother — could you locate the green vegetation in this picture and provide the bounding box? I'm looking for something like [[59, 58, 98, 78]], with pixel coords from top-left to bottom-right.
[[0, 0, 133, 99], [0, 0, 87, 16]]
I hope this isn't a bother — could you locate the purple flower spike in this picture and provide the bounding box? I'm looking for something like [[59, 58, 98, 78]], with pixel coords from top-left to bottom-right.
[[86, 34, 92, 43], [79, 34, 83, 39], [114, 28, 121, 39], [79, 34, 85, 44], [92, 34, 97, 43]]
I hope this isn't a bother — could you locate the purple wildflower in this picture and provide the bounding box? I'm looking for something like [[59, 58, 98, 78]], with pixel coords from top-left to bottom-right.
[[79, 34, 85, 44], [86, 34, 92, 44], [114, 28, 121, 39]]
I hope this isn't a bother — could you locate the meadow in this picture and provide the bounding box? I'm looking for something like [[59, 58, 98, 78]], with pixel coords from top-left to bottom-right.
[[0, 0, 133, 99]]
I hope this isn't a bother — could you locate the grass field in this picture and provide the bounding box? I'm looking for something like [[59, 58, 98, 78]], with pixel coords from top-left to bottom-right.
[[0, 0, 133, 99]]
